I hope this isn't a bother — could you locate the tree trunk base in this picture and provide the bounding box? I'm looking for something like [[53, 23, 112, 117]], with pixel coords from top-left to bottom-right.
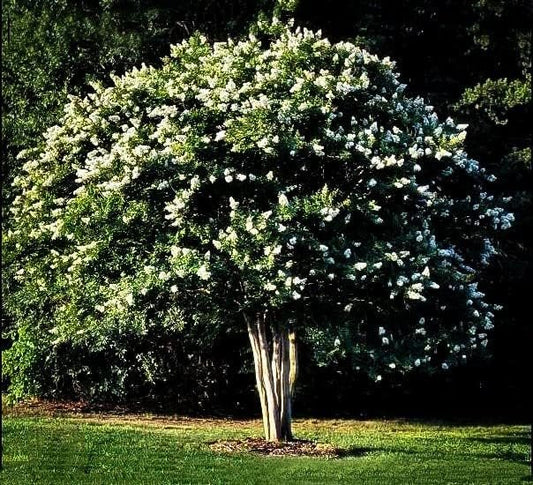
[[245, 313, 298, 442]]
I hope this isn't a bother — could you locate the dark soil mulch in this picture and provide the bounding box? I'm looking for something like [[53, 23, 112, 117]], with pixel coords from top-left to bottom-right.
[[208, 437, 340, 457]]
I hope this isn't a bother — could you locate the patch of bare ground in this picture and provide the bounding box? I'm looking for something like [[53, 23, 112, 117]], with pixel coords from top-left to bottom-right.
[[3, 398, 90, 417], [3, 398, 159, 418], [208, 437, 339, 458], [2, 398, 259, 429]]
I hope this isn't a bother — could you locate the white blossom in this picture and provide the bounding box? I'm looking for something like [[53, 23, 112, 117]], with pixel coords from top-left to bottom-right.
[[229, 197, 239, 209], [312, 143, 324, 155], [278, 194, 289, 206], [197, 265, 211, 280]]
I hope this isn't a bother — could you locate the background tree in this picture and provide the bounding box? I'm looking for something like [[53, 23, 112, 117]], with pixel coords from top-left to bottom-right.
[[4, 19, 513, 440]]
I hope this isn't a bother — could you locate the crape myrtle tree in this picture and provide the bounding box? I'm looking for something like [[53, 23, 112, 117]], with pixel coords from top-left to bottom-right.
[[5, 19, 513, 441]]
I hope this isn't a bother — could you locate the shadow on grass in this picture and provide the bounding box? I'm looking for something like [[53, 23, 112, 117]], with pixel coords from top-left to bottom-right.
[[478, 450, 530, 465], [468, 435, 530, 446], [336, 447, 408, 458], [466, 435, 531, 465], [338, 434, 530, 465]]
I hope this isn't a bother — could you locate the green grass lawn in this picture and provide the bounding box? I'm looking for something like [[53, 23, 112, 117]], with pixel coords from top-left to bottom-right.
[[0, 412, 530, 484]]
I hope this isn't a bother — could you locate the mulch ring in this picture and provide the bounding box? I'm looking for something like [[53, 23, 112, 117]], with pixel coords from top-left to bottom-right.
[[208, 437, 340, 458]]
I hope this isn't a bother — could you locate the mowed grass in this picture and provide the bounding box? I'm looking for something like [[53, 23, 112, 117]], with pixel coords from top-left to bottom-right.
[[1, 412, 530, 484]]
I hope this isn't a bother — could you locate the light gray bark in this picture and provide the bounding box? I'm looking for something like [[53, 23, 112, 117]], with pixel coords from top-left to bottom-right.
[[245, 314, 270, 439], [246, 313, 297, 442]]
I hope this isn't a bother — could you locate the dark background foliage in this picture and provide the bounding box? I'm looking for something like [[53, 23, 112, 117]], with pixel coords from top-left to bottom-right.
[[2, 0, 530, 420]]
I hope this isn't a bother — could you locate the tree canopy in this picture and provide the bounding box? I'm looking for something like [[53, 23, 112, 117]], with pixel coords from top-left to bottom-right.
[[4, 20, 514, 436]]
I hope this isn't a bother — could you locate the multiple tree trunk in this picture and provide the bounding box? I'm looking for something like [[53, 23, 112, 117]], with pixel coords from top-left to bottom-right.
[[245, 313, 298, 442]]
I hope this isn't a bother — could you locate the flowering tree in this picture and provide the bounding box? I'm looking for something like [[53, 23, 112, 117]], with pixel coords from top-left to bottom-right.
[[5, 19, 512, 441]]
